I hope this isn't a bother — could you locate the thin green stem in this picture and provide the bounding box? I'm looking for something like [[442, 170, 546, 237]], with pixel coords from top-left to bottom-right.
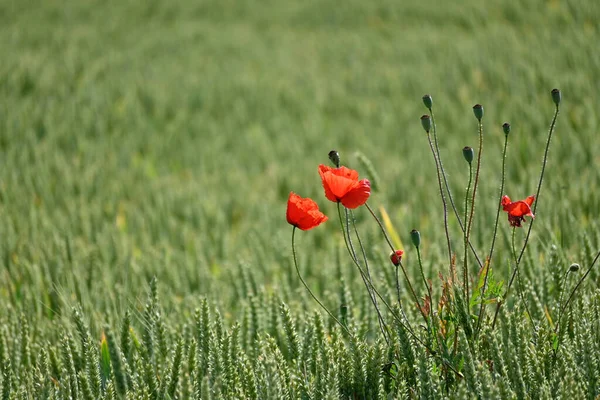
[[465, 119, 484, 305], [291, 227, 352, 336], [415, 246, 439, 350], [555, 249, 600, 334], [336, 206, 426, 345], [463, 161, 473, 302], [347, 208, 390, 343], [416, 247, 433, 318], [493, 104, 560, 329], [426, 132, 453, 273], [475, 133, 508, 337], [364, 202, 425, 323], [364, 203, 395, 252], [511, 228, 533, 324], [430, 109, 483, 269]]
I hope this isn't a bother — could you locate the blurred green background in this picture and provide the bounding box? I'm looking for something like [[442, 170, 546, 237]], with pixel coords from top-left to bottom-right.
[[1, 0, 599, 331]]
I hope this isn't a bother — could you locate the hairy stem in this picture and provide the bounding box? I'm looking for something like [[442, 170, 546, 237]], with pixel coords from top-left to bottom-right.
[[430, 109, 483, 269], [426, 132, 453, 274], [475, 133, 508, 336], [492, 104, 559, 329], [291, 227, 352, 336]]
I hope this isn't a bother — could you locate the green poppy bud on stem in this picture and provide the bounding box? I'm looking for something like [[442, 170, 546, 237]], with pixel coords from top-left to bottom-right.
[[410, 229, 421, 248], [569, 263, 580, 272], [422, 94, 433, 109], [462, 146, 474, 164], [473, 104, 484, 121], [502, 122, 511, 135], [420, 115, 431, 133], [551, 88, 561, 106], [328, 150, 340, 167]]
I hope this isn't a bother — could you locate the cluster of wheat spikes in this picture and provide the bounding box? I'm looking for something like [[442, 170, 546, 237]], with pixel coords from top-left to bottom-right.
[[0, 277, 599, 399], [1, 91, 599, 399]]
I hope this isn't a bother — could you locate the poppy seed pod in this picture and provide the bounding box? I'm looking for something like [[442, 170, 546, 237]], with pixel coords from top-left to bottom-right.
[[569, 263, 580, 272], [551, 88, 561, 106], [410, 229, 421, 248], [422, 94, 433, 109], [473, 104, 484, 121], [420, 115, 431, 133], [502, 122, 511, 135], [462, 146, 474, 164], [328, 150, 340, 168]]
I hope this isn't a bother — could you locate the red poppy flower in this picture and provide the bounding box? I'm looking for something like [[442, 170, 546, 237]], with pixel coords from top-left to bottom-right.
[[286, 192, 328, 230], [390, 250, 404, 266], [501, 195, 535, 227], [318, 164, 371, 209]]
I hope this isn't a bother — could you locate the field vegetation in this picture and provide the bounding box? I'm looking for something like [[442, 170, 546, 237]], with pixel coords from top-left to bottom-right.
[[1, 0, 600, 398]]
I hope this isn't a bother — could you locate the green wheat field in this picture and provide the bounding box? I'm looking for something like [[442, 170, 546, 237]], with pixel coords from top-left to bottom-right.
[[1, 0, 600, 398]]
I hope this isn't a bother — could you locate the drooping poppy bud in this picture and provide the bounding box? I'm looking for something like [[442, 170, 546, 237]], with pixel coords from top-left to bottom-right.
[[420, 115, 431, 133], [390, 250, 404, 266], [463, 146, 474, 164], [422, 94, 433, 109], [328, 150, 340, 168], [473, 104, 484, 121], [551, 88, 561, 106], [410, 229, 421, 248], [502, 122, 511, 135]]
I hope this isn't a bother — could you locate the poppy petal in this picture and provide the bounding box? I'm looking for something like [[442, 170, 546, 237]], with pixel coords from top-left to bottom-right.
[[340, 179, 371, 209], [286, 192, 328, 230], [504, 201, 534, 218], [524, 195, 535, 207], [332, 166, 359, 181], [319, 166, 358, 201], [501, 195, 512, 209]]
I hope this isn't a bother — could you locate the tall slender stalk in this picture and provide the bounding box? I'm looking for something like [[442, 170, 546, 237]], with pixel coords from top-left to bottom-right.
[[463, 158, 473, 302], [364, 203, 426, 323], [415, 245, 439, 350], [555, 249, 600, 334], [346, 208, 390, 343], [475, 127, 509, 336], [429, 106, 483, 269], [511, 228, 533, 323], [425, 132, 453, 273], [465, 109, 484, 304], [492, 98, 560, 329], [291, 227, 352, 336]]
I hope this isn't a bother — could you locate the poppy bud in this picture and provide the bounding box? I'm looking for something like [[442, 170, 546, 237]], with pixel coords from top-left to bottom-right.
[[569, 263, 580, 272], [502, 122, 511, 135], [462, 146, 474, 164], [551, 88, 561, 106], [422, 94, 433, 109], [410, 229, 421, 248], [328, 150, 340, 167], [473, 104, 484, 121], [390, 250, 404, 266], [420, 115, 431, 133]]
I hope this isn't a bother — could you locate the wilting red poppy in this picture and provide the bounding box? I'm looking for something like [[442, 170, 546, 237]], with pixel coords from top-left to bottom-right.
[[286, 192, 328, 230], [501, 195, 535, 227], [318, 164, 371, 209], [390, 250, 404, 266]]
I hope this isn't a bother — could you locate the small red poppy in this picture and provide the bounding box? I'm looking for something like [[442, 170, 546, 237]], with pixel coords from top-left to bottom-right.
[[501, 195, 535, 227], [318, 164, 371, 209], [286, 192, 328, 230], [390, 250, 404, 266]]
